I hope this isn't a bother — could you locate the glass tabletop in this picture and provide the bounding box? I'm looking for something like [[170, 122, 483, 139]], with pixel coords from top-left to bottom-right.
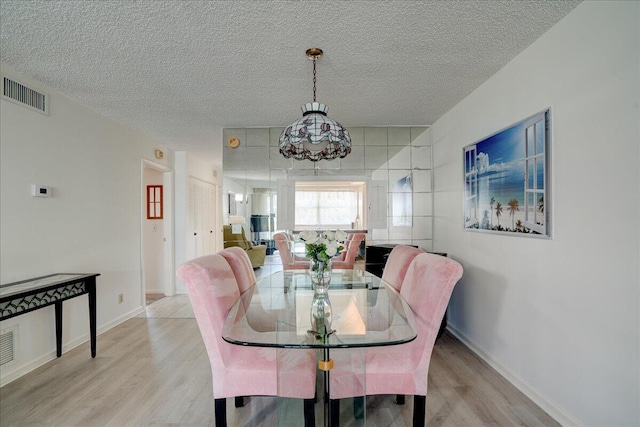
[[222, 270, 417, 349]]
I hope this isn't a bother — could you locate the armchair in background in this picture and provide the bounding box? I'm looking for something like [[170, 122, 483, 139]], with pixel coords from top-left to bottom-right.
[[223, 225, 266, 269]]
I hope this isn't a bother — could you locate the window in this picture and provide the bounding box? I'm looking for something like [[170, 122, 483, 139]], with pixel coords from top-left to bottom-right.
[[147, 185, 163, 219], [524, 114, 546, 234], [464, 146, 478, 227], [462, 109, 550, 237], [294, 181, 365, 230]]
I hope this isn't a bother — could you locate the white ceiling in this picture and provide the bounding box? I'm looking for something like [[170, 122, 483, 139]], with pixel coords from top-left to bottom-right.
[[0, 1, 581, 166]]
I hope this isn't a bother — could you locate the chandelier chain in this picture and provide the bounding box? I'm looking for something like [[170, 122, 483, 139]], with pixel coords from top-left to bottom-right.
[[312, 58, 317, 102]]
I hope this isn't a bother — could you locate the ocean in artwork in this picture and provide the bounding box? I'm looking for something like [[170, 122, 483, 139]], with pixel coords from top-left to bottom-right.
[[465, 112, 547, 234]]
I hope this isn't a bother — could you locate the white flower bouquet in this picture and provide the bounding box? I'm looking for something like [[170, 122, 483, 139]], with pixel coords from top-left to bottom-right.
[[299, 230, 347, 279], [300, 230, 347, 290]]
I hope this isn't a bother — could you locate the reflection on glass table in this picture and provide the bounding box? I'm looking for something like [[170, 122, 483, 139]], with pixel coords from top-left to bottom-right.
[[222, 269, 417, 427]]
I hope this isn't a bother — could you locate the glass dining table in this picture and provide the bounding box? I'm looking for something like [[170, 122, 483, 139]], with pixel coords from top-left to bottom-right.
[[222, 269, 417, 426]]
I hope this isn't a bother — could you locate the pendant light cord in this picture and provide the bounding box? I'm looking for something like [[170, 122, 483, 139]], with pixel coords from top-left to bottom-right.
[[312, 58, 317, 103]]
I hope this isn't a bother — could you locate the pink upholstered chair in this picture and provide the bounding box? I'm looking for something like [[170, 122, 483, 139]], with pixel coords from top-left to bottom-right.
[[330, 253, 463, 427], [381, 245, 424, 291], [273, 232, 309, 270], [331, 233, 366, 270], [177, 249, 317, 427], [334, 233, 354, 262], [218, 246, 257, 294]]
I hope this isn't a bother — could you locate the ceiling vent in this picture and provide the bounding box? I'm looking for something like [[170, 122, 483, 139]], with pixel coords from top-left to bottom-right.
[[2, 75, 49, 115]]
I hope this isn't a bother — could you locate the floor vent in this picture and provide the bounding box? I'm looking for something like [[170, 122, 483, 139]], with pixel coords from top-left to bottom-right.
[[0, 327, 16, 366], [2, 75, 49, 115]]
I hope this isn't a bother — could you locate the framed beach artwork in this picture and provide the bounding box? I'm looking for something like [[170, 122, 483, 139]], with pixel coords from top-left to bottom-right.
[[463, 109, 551, 238]]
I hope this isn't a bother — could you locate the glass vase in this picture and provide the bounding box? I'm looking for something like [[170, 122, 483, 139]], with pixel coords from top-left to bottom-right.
[[310, 290, 333, 337], [309, 258, 332, 291]]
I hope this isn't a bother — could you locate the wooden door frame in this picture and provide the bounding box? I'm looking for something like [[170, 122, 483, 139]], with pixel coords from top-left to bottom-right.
[[141, 159, 175, 304]]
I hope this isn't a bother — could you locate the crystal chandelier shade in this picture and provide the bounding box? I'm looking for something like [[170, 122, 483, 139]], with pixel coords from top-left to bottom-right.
[[279, 49, 351, 162]]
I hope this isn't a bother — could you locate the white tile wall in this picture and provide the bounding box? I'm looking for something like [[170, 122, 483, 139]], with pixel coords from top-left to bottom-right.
[[269, 128, 282, 146], [388, 127, 411, 146], [388, 170, 412, 192], [246, 147, 270, 170], [412, 193, 433, 216], [412, 239, 433, 252], [388, 145, 412, 169], [349, 127, 365, 145], [412, 170, 432, 192], [371, 168, 388, 182], [410, 127, 431, 146], [388, 223, 413, 240], [270, 147, 293, 169], [412, 216, 433, 240], [364, 146, 388, 169], [246, 128, 270, 146], [223, 125, 433, 250], [364, 127, 388, 146], [411, 145, 432, 169], [223, 144, 246, 170], [340, 146, 365, 169]]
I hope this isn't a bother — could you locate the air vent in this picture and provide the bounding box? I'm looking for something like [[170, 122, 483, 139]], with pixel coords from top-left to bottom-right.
[[2, 75, 49, 115], [0, 328, 16, 366]]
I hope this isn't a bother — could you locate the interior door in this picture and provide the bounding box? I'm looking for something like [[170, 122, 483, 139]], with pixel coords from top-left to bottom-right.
[[188, 177, 217, 259]]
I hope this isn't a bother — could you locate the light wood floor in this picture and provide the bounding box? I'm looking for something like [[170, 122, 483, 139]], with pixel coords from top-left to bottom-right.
[[0, 296, 559, 427]]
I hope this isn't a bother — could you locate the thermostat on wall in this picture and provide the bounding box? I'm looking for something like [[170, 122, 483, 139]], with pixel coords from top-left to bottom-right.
[[31, 184, 51, 198]]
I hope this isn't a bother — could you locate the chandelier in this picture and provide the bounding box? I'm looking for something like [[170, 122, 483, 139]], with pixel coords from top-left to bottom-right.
[[279, 48, 351, 162]]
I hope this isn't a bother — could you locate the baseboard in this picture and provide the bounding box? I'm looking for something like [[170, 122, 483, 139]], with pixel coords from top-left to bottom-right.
[[98, 306, 145, 334], [446, 325, 582, 427], [0, 306, 145, 387]]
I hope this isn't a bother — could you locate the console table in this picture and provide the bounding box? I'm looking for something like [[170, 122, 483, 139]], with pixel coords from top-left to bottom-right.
[[0, 273, 100, 358]]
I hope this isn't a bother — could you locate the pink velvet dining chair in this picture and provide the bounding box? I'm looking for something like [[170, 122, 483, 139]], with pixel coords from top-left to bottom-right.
[[381, 245, 424, 291], [273, 232, 309, 270], [176, 249, 317, 427], [333, 233, 354, 262], [329, 252, 463, 427], [218, 246, 257, 294], [331, 233, 366, 270]]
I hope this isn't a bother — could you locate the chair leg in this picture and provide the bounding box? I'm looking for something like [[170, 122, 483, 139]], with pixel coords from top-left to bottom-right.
[[395, 394, 405, 405], [214, 398, 227, 427], [353, 396, 365, 419], [413, 395, 426, 427], [234, 396, 245, 408], [330, 399, 340, 426], [303, 398, 315, 427]]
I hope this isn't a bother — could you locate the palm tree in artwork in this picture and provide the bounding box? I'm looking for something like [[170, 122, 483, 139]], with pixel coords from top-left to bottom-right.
[[489, 197, 496, 227], [495, 202, 503, 227], [508, 198, 520, 230], [538, 195, 544, 213]]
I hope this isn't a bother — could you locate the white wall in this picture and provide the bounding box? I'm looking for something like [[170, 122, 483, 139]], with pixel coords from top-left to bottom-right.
[[0, 65, 174, 385], [431, 2, 639, 426]]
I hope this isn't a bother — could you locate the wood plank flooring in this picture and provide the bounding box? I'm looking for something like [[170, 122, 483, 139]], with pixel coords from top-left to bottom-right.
[[0, 296, 559, 427]]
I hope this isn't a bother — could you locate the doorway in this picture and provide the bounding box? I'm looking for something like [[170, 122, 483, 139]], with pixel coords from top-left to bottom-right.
[[142, 160, 174, 305]]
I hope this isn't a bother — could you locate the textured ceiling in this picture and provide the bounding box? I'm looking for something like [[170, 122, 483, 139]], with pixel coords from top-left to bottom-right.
[[0, 1, 581, 165]]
